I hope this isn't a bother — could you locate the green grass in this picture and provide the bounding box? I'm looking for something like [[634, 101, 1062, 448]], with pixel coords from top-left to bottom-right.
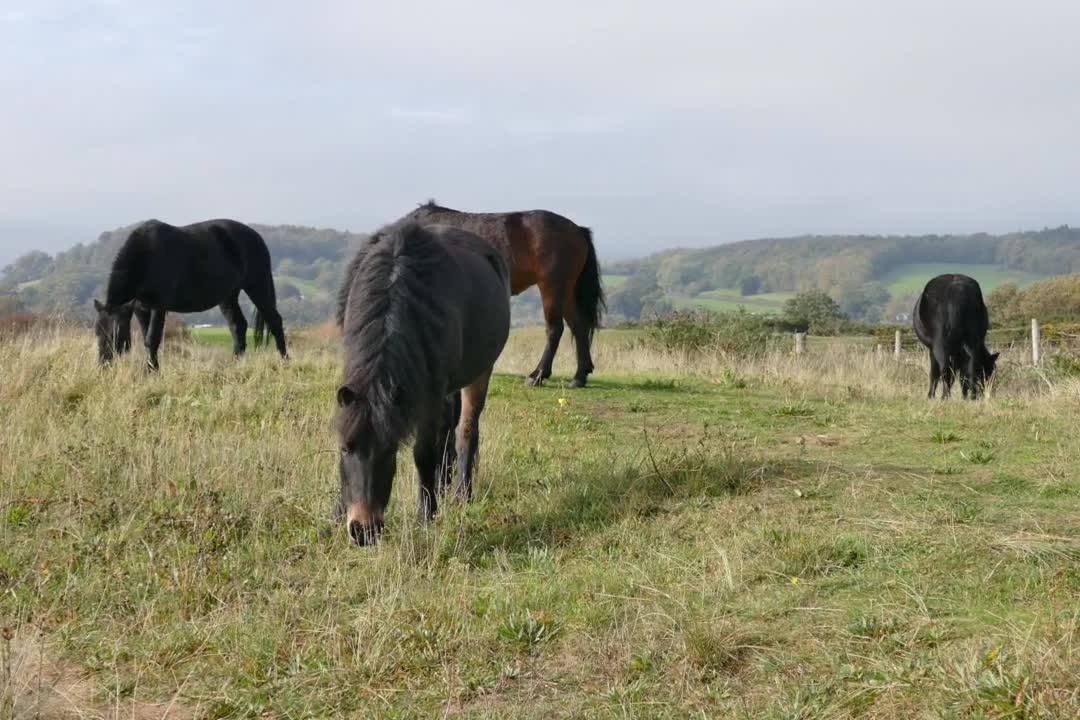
[[878, 263, 1046, 296], [1, 327, 1078, 717]]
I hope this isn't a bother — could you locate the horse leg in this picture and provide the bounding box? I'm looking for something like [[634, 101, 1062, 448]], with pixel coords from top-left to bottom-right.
[[454, 369, 492, 502], [564, 289, 594, 388], [436, 391, 461, 496], [219, 295, 248, 356], [133, 303, 151, 356], [245, 283, 288, 359], [414, 414, 441, 523], [144, 309, 166, 371], [927, 349, 941, 399], [525, 286, 565, 387]]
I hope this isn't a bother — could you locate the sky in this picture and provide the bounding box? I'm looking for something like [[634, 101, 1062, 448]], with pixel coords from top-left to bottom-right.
[[1, 1, 1078, 266]]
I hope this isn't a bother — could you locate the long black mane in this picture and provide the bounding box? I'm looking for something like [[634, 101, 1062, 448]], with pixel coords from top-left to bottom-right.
[[105, 221, 155, 303], [336, 222, 449, 452]]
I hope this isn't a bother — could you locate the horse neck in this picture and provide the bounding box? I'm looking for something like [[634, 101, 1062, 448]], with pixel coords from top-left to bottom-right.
[[105, 266, 137, 305]]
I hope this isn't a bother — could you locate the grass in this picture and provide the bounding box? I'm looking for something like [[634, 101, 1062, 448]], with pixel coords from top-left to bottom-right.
[[878, 263, 1046, 296], [1, 326, 1079, 717], [672, 287, 792, 315]]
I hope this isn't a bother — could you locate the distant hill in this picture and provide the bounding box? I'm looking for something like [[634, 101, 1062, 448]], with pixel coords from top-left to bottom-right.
[[604, 226, 1077, 323], [3, 222, 1078, 326]]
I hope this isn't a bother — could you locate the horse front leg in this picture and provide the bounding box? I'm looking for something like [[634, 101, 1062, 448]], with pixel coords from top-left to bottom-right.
[[526, 289, 565, 387], [414, 415, 441, 523], [144, 309, 166, 371]]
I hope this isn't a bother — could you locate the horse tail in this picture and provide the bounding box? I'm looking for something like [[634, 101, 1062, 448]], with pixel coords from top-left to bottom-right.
[[573, 227, 605, 344], [254, 310, 266, 347], [252, 262, 276, 349]]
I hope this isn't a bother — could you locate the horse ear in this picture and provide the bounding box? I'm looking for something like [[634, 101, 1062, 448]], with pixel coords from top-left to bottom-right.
[[337, 386, 357, 407], [93, 299, 105, 313]]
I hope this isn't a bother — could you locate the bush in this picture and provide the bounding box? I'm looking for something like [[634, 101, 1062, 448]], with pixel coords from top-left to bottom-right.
[[642, 309, 773, 356], [0, 311, 43, 339]]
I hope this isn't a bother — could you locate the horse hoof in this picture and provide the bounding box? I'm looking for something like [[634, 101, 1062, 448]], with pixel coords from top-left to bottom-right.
[[525, 375, 543, 387], [569, 377, 587, 389]]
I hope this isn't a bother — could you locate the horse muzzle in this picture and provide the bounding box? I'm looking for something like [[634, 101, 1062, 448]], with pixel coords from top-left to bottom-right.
[[345, 504, 384, 546]]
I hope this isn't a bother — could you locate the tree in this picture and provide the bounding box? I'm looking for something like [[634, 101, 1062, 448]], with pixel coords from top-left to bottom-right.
[[836, 282, 890, 322], [609, 272, 671, 321], [783, 290, 844, 330], [740, 275, 762, 296]]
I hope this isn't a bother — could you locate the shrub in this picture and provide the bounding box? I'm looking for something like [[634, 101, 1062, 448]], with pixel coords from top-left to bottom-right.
[[642, 309, 773, 356]]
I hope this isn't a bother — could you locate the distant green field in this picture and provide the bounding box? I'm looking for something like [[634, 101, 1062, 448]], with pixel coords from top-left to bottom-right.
[[674, 287, 792, 315], [878, 263, 1045, 296], [603, 274, 629, 288], [191, 326, 253, 347]]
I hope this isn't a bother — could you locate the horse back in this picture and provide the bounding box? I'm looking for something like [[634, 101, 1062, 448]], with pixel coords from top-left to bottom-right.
[[416, 208, 589, 295]]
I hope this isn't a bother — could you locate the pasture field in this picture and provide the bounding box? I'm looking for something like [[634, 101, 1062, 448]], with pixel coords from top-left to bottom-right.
[[878, 263, 1046, 297], [674, 289, 793, 315], [1, 327, 1078, 718]]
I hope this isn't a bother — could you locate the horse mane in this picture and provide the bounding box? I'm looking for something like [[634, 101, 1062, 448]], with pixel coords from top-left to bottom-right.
[[417, 199, 458, 213], [336, 222, 448, 452], [105, 222, 153, 304]]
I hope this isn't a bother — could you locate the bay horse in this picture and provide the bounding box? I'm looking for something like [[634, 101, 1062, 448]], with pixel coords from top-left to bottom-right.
[[334, 221, 510, 545], [393, 201, 604, 388], [93, 219, 287, 369]]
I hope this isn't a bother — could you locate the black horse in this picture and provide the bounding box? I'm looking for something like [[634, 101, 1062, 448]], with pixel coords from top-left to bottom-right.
[[334, 222, 510, 545], [93, 219, 287, 369], [913, 274, 998, 399]]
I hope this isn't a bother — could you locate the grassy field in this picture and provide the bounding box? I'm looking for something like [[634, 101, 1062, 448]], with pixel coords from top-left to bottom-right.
[[674, 288, 793, 315], [1, 326, 1078, 718], [878, 264, 1046, 296]]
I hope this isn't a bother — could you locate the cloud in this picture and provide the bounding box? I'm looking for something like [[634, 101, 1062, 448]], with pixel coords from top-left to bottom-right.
[[1, 1, 1079, 258]]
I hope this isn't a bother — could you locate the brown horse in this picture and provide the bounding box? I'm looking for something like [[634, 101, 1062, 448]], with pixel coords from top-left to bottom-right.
[[394, 201, 604, 388], [334, 222, 510, 545]]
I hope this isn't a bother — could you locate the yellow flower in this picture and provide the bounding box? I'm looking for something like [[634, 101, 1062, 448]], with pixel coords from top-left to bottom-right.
[[790, 577, 799, 585], [557, 398, 568, 408]]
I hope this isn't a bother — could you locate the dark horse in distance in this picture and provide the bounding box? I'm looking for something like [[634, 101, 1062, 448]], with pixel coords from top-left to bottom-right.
[[93, 219, 288, 369], [913, 274, 998, 399], [393, 201, 604, 388], [334, 222, 510, 545]]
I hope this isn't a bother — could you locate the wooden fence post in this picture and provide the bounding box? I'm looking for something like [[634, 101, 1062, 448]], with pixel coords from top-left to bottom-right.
[[894, 330, 902, 359], [794, 332, 806, 355], [1031, 318, 1041, 366]]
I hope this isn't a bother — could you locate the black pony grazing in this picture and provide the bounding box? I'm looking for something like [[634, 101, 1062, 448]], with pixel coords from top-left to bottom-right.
[[334, 222, 510, 545], [93, 219, 287, 369], [913, 274, 999, 399]]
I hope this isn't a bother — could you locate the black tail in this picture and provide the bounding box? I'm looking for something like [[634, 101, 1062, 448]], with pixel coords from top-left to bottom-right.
[[254, 311, 266, 347], [253, 264, 277, 348], [573, 227, 605, 344]]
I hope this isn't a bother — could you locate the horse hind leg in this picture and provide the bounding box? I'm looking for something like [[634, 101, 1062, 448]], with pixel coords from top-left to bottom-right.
[[218, 295, 248, 356], [435, 391, 461, 496], [526, 283, 565, 387], [454, 370, 493, 502], [564, 289, 594, 389], [245, 283, 288, 359]]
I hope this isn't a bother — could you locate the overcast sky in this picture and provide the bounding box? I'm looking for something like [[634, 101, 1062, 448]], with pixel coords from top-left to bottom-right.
[[2, 1, 1078, 265]]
